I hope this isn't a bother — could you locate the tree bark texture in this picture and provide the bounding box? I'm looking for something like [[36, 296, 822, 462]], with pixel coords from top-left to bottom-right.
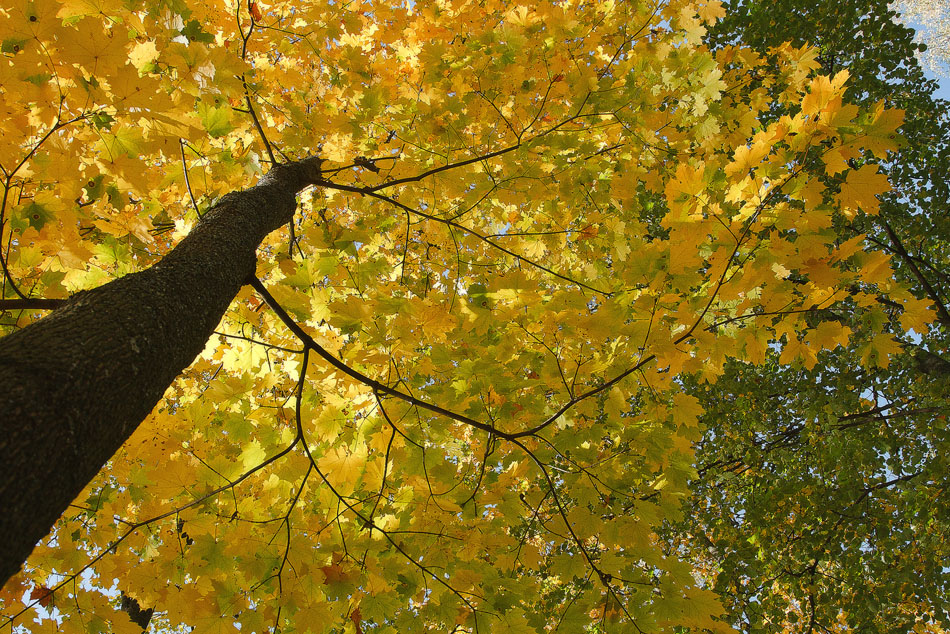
[[0, 158, 322, 585]]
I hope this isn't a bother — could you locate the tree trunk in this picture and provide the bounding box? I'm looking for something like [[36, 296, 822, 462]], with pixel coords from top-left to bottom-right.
[[0, 158, 322, 585]]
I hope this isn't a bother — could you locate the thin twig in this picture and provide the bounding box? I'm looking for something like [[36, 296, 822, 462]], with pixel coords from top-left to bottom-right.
[[179, 139, 202, 217]]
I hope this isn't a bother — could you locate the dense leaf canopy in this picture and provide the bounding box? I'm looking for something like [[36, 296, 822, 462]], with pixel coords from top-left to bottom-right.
[[667, 1, 950, 632], [0, 0, 943, 632]]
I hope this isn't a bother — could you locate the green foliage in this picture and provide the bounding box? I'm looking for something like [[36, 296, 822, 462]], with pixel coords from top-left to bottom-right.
[[663, 1, 950, 632]]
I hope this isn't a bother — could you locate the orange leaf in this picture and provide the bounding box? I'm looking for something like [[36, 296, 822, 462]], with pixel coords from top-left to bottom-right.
[[30, 586, 53, 607], [350, 606, 364, 634]]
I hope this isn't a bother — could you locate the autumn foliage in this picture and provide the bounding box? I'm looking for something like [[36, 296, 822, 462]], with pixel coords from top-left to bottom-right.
[[0, 0, 933, 632]]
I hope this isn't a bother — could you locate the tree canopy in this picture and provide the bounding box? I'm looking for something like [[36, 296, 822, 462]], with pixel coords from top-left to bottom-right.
[[0, 0, 943, 633], [670, 1, 950, 631]]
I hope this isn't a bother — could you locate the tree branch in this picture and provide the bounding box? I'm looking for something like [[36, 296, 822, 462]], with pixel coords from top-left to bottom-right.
[[0, 298, 66, 311]]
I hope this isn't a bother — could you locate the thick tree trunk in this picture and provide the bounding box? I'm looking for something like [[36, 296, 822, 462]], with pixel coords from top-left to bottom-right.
[[0, 158, 322, 585]]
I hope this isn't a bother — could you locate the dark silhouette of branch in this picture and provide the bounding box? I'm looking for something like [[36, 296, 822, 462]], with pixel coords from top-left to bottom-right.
[[247, 275, 507, 438], [0, 298, 66, 310], [880, 216, 950, 327]]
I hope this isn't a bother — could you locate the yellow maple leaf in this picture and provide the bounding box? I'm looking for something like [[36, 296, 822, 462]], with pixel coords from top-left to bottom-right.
[[863, 101, 904, 155], [838, 164, 890, 216], [805, 320, 852, 352], [802, 70, 848, 115], [780, 335, 819, 369], [665, 162, 706, 208], [861, 333, 903, 368], [697, 0, 727, 24], [317, 445, 368, 495], [128, 40, 159, 71], [899, 296, 935, 333], [672, 392, 704, 428], [725, 137, 770, 178], [822, 144, 854, 176], [802, 74, 835, 116], [239, 439, 267, 470]]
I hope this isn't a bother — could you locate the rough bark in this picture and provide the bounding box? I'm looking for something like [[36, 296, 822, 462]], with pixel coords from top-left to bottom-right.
[[0, 158, 322, 585]]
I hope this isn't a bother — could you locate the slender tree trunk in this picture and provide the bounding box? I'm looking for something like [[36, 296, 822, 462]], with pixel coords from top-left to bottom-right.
[[0, 158, 322, 585]]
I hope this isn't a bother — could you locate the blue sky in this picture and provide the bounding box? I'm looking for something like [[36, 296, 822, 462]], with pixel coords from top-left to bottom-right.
[[921, 62, 948, 101], [932, 79, 949, 101], [901, 18, 950, 101]]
